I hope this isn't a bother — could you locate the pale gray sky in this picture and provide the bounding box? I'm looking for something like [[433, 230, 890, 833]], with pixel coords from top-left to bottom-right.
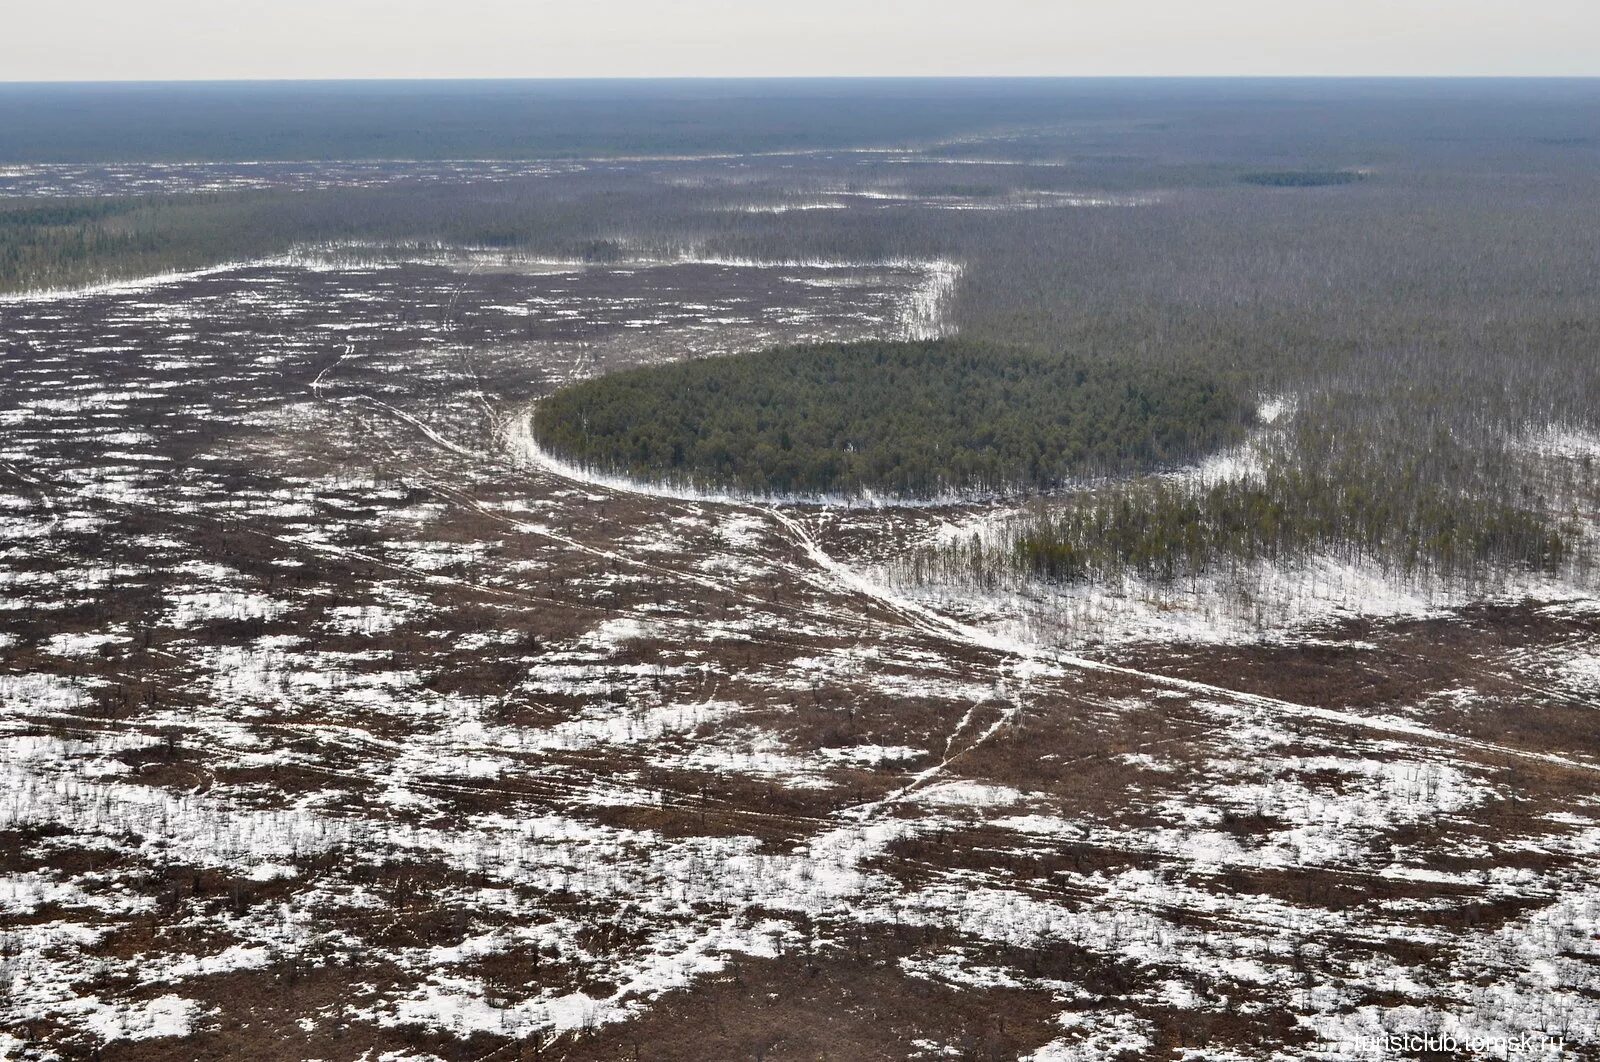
[[4, 0, 1597, 81]]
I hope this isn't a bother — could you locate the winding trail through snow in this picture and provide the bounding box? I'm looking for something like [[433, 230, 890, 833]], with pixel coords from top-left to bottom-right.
[[287, 253, 1600, 786], [509, 417, 1600, 781]]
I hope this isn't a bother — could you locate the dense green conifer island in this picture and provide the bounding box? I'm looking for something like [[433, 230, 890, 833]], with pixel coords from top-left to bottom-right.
[[528, 339, 1254, 497]]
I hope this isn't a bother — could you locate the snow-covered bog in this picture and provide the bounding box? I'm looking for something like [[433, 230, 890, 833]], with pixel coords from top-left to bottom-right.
[[0, 241, 1596, 1061]]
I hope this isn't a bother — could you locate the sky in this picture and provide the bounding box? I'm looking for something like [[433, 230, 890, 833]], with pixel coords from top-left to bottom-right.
[[4, 0, 1598, 81]]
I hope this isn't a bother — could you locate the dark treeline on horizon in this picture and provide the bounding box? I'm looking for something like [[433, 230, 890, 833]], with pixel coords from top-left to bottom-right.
[[1, 78, 1598, 161]]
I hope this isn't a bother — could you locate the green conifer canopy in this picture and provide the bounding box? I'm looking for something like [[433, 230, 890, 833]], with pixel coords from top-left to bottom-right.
[[530, 339, 1253, 498]]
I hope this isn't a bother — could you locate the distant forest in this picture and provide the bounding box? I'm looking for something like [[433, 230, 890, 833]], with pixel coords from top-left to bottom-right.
[[1239, 171, 1364, 187], [530, 340, 1253, 498], [0, 80, 1232, 163], [0, 80, 1595, 592]]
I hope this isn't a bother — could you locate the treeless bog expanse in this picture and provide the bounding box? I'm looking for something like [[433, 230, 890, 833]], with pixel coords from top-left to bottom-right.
[[0, 80, 1598, 1061]]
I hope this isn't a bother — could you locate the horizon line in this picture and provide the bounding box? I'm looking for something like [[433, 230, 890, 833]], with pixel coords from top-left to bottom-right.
[[4, 74, 1600, 86]]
